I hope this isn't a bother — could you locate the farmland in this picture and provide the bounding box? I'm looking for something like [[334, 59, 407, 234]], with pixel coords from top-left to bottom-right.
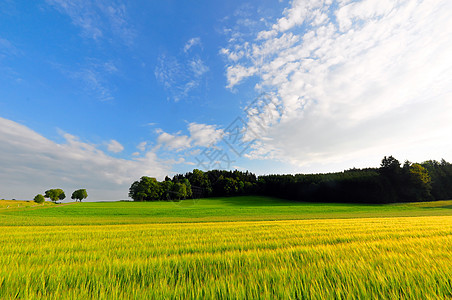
[[0, 200, 54, 209], [1, 197, 452, 298]]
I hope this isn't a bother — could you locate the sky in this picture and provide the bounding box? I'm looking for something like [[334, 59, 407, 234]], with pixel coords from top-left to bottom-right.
[[1, 0, 451, 201]]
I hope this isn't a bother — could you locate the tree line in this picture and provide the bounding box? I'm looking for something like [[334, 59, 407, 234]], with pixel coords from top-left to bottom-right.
[[129, 169, 258, 201], [129, 156, 452, 204], [33, 189, 88, 204]]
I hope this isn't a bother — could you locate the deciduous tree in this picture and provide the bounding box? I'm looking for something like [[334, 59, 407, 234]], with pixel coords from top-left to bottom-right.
[[71, 189, 88, 202], [44, 189, 65, 203], [129, 176, 162, 201], [34, 194, 45, 204]]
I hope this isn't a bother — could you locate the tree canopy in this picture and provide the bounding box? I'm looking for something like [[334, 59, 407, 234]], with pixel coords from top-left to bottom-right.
[[129, 158, 452, 204], [44, 189, 65, 203], [129, 169, 258, 202], [71, 189, 88, 202], [33, 194, 45, 204], [129, 177, 162, 201]]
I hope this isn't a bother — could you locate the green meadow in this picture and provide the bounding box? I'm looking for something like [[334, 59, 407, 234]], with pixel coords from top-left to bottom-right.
[[2, 196, 452, 226], [1, 196, 452, 299]]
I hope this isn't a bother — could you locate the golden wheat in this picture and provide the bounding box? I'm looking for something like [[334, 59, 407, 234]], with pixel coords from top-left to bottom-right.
[[0, 216, 451, 299]]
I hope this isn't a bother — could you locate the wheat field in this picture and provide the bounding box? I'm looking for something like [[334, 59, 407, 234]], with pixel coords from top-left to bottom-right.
[[1, 214, 451, 299]]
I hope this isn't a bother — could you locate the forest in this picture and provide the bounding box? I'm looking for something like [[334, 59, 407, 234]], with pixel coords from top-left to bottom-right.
[[129, 156, 452, 204]]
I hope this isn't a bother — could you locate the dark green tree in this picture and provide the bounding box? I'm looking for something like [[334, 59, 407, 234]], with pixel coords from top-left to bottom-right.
[[71, 189, 88, 202], [160, 180, 174, 200], [407, 163, 432, 201], [34, 194, 45, 204], [422, 159, 452, 200], [187, 169, 212, 197], [129, 176, 162, 201], [44, 189, 65, 203], [214, 176, 239, 196], [183, 179, 193, 198], [171, 182, 187, 200], [380, 156, 401, 177]]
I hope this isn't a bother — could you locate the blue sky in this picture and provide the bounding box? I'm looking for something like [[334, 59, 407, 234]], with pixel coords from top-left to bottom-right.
[[1, 0, 451, 200]]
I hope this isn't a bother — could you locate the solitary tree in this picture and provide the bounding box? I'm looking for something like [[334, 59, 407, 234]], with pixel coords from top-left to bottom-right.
[[45, 189, 65, 203], [34, 194, 45, 204], [71, 189, 88, 202]]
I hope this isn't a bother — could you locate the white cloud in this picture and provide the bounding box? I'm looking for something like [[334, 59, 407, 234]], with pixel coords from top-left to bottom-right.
[[335, 0, 395, 32], [189, 58, 209, 77], [46, 0, 102, 39], [184, 37, 201, 53], [226, 65, 257, 89], [156, 122, 224, 151], [103, 61, 118, 73], [188, 123, 224, 147], [56, 59, 118, 101], [106, 139, 124, 153], [74, 68, 114, 101], [0, 117, 170, 200], [137, 141, 147, 152], [46, 0, 135, 45], [224, 0, 452, 171], [155, 53, 209, 102], [155, 36, 209, 102], [45, 1, 128, 101], [156, 131, 191, 151], [272, 0, 327, 33], [220, 47, 246, 62]]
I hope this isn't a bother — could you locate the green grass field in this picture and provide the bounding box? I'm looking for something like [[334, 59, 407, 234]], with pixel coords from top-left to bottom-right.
[[1, 197, 452, 298]]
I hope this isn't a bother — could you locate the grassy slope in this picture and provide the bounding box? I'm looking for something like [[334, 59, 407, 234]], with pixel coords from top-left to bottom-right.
[[0, 200, 54, 209], [1, 196, 452, 225]]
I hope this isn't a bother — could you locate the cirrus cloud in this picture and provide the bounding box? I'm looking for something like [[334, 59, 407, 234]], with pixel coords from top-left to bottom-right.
[[46, 0, 135, 45]]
